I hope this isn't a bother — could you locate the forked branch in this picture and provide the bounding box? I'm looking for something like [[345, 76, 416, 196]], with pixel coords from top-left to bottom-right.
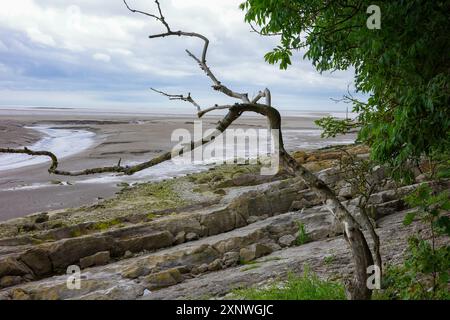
[[150, 88, 201, 111], [124, 0, 250, 104]]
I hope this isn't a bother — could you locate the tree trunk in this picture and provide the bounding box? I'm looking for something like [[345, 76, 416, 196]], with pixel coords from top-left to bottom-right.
[[260, 105, 374, 300]]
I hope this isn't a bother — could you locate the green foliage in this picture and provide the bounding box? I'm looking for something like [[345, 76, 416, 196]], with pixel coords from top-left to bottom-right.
[[146, 213, 157, 221], [315, 117, 357, 138], [233, 269, 346, 300], [432, 150, 450, 180], [436, 162, 450, 180], [241, 264, 261, 272], [323, 255, 335, 266], [377, 185, 450, 299], [377, 242, 450, 300], [295, 222, 310, 245], [241, 0, 450, 172], [404, 185, 450, 237], [92, 218, 122, 231]]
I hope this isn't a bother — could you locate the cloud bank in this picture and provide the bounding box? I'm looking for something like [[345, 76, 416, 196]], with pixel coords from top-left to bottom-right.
[[0, 0, 359, 114]]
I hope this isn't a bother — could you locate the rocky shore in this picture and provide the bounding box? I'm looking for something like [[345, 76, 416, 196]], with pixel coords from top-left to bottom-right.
[[0, 144, 447, 300]]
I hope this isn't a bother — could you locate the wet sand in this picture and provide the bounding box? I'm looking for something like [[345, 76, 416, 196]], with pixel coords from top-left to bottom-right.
[[0, 120, 43, 148], [0, 108, 355, 221]]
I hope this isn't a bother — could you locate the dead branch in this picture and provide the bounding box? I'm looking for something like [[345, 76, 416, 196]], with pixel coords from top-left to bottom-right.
[[150, 88, 201, 111], [251, 88, 271, 106], [339, 149, 383, 275], [123, 0, 171, 33], [124, 0, 249, 103]]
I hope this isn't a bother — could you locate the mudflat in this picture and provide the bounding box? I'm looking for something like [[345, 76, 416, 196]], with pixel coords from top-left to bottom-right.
[[0, 108, 355, 221]]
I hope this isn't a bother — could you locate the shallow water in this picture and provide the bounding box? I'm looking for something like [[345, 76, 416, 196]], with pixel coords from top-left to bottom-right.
[[0, 126, 95, 172], [78, 128, 355, 185], [0, 126, 355, 187], [0, 125, 356, 219]]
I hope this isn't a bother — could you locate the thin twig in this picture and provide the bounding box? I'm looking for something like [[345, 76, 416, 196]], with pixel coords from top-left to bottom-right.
[[151, 88, 201, 111]]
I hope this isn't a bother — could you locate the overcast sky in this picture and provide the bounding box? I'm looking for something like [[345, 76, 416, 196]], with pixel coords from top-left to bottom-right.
[[0, 0, 359, 114]]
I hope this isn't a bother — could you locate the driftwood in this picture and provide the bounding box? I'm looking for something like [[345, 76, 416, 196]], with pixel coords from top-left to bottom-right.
[[0, 0, 374, 299]]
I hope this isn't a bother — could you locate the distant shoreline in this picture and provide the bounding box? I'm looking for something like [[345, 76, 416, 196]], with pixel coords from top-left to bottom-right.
[[0, 106, 358, 119]]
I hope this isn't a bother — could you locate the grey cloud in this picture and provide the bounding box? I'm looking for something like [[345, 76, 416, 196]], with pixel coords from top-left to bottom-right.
[[0, 0, 358, 112]]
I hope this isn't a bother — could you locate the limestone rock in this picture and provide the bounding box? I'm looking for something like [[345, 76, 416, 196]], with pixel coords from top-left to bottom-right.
[[155, 216, 203, 239], [200, 208, 236, 236], [266, 242, 282, 252], [0, 276, 22, 288], [239, 243, 273, 263], [246, 216, 260, 224], [78, 284, 145, 300], [222, 252, 240, 267], [11, 289, 30, 300], [20, 248, 52, 277], [207, 259, 222, 271], [317, 167, 341, 187], [338, 183, 353, 199], [79, 251, 110, 269], [119, 231, 173, 253], [121, 265, 151, 279], [124, 251, 133, 259], [48, 235, 114, 271], [232, 174, 257, 186], [214, 237, 243, 254], [214, 189, 226, 195], [174, 231, 186, 245], [175, 245, 220, 269], [0, 257, 31, 278], [278, 235, 295, 248], [145, 268, 183, 290], [289, 199, 312, 211], [197, 264, 209, 273], [185, 232, 199, 241]]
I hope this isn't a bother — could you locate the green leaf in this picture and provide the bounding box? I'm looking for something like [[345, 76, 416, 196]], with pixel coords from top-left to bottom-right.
[[403, 211, 416, 226]]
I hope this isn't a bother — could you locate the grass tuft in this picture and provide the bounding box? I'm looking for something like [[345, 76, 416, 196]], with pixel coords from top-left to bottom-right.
[[295, 222, 310, 245], [233, 269, 346, 300]]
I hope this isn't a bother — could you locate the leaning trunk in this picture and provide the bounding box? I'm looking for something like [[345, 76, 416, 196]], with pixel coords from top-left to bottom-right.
[[263, 106, 374, 300]]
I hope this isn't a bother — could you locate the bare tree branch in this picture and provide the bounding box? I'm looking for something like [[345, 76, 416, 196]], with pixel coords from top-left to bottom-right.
[[184, 49, 250, 103], [251, 88, 271, 106], [0, 103, 275, 176], [125, 0, 250, 104], [0, 147, 127, 176], [251, 91, 265, 104], [331, 83, 367, 107], [150, 88, 202, 111], [150, 31, 210, 64], [197, 105, 233, 118], [123, 0, 171, 32]]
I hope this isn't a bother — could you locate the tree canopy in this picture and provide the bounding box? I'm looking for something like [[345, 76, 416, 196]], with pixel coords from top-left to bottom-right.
[[241, 0, 450, 178]]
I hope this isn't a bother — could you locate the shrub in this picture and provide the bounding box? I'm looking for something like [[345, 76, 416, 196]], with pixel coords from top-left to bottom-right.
[[376, 185, 450, 299]]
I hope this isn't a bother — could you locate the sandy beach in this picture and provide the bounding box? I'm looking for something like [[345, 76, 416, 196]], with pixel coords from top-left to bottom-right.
[[0, 108, 356, 221]]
